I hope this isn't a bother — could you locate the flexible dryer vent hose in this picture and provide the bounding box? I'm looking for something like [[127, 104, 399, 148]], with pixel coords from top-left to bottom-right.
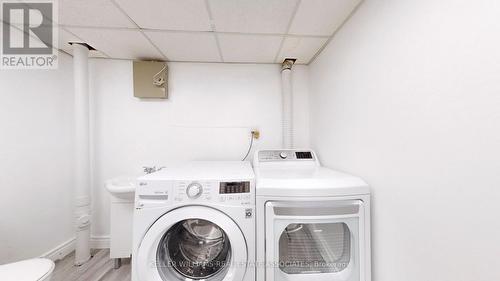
[[281, 59, 295, 149]]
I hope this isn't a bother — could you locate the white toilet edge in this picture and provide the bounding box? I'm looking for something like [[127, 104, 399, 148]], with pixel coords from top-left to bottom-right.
[[0, 258, 55, 281], [39, 259, 55, 281]]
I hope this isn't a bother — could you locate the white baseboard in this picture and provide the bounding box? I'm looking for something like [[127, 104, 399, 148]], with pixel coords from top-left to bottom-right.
[[40, 235, 111, 261], [90, 235, 110, 249], [40, 238, 76, 262]]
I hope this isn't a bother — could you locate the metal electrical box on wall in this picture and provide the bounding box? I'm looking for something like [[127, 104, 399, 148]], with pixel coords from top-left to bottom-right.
[[133, 61, 168, 99]]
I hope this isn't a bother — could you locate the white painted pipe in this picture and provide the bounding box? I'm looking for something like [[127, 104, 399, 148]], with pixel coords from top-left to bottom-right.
[[281, 59, 295, 149], [73, 43, 91, 266]]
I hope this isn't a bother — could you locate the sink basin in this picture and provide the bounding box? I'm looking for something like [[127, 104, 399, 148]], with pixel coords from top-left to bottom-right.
[[106, 176, 136, 259], [105, 177, 136, 201]]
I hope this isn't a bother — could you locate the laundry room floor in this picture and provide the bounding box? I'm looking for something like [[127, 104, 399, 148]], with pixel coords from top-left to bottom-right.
[[51, 249, 131, 281]]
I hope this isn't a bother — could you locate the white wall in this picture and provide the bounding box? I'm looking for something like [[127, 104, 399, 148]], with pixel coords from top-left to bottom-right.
[[89, 59, 309, 237], [309, 0, 500, 280], [0, 52, 74, 264]]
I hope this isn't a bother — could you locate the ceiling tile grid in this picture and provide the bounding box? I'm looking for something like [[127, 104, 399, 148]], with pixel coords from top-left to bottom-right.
[[207, 0, 299, 34], [288, 0, 362, 36], [114, 0, 213, 31], [59, 0, 136, 28], [217, 33, 283, 63], [65, 27, 165, 60], [276, 36, 329, 64], [26, 0, 363, 64], [144, 31, 222, 62]]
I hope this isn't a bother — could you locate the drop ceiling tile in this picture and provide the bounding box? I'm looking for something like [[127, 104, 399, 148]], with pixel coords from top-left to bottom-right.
[[115, 0, 212, 31], [217, 33, 283, 63], [66, 27, 164, 60], [144, 31, 221, 62], [58, 28, 108, 58], [276, 36, 328, 64], [59, 0, 135, 28], [57, 28, 82, 53], [209, 0, 298, 34], [289, 0, 361, 36]]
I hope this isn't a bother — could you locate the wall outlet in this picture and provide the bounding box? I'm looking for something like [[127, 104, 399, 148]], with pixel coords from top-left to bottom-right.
[[251, 130, 260, 139]]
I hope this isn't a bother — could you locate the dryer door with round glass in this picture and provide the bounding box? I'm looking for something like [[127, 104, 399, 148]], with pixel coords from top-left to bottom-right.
[[136, 206, 248, 281], [265, 200, 366, 281]]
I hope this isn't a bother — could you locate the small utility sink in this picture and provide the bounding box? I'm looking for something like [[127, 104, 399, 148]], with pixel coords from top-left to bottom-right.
[[105, 176, 137, 261], [105, 176, 136, 201]]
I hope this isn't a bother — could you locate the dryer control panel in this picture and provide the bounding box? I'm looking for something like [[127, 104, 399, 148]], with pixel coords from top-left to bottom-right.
[[253, 149, 320, 169], [258, 150, 316, 161]]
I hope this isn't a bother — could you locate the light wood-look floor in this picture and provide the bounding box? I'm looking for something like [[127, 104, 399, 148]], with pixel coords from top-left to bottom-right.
[[52, 249, 131, 281]]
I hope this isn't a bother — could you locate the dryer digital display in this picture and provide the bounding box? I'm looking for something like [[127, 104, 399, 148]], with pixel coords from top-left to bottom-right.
[[219, 181, 250, 194], [295, 151, 313, 159]]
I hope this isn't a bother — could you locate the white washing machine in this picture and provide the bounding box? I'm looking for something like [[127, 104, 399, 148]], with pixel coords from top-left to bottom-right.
[[253, 150, 371, 281], [132, 161, 255, 281]]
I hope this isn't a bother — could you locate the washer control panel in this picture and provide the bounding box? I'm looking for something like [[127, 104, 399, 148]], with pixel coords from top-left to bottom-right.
[[173, 180, 253, 206], [135, 179, 254, 209], [258, 150, 316, 162]]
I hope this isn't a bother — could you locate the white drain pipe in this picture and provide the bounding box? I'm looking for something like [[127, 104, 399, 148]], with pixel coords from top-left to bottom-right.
[[281, 59, 295, 149], [73, 43, 91, 265]]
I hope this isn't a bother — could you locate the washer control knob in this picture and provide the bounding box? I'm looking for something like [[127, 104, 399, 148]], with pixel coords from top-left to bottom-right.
[[186, 182, 203, 199], [279, 152, 288, 159]]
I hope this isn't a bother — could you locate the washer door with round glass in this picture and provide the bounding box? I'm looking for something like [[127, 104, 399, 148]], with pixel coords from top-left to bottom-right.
[[136, 206, 248, 281]]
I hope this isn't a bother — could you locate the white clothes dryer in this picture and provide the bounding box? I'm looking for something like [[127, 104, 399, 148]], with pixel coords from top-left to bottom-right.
[[132, 161, 255, 281], [253, 150, 371, 281]]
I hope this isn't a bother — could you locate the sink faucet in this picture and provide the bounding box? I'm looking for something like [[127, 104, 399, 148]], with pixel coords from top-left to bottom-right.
[[143, 166, 166, 174]]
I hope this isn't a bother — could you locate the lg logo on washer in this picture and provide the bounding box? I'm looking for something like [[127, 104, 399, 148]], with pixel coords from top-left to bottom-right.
[[245, 208, 253, 218]]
